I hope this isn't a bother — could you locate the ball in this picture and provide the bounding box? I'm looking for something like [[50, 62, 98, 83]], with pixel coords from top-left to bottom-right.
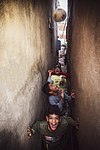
[[53, 8, 66, 22]]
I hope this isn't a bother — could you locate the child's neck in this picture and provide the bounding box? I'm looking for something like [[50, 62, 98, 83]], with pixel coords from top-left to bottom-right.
[[52, 91, 58, 96]]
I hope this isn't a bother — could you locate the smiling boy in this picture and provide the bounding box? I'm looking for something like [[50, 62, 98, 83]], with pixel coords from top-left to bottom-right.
[[27, 106, 77, 150]]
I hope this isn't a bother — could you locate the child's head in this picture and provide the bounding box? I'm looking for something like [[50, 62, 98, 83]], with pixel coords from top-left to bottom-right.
[[42, 82, 59, 95], [47, 105, 61, 116], [54, 63, 62, 74], [46, 106, 61, 131], [42, 82, 51, 95]]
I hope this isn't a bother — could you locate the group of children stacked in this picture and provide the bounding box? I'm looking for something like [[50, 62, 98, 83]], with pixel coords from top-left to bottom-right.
[[43, 62, 75, 117], [27, 63, 78, 150]]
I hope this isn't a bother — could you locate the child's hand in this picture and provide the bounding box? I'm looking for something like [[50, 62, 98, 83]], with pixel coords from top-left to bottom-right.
[[27, 126, 33, 138], [60, 75, 66, 79], [59, 88, 64, 100], [48, 70, 54, 76], [71, 89, 75, 99]]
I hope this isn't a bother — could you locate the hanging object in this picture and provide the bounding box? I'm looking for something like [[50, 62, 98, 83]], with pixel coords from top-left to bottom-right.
[[53, 8, 66, 22]]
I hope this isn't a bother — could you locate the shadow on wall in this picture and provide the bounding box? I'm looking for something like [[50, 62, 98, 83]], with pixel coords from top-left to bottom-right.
[[0, 129, 27, 150], [0, 129, 42, 150]]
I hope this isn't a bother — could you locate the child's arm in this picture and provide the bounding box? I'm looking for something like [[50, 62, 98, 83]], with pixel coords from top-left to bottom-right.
[[27, 121, 40, 138]]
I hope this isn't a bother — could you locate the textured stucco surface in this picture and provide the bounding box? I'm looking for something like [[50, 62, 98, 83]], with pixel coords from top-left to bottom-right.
[[0, 0, 55, 149], [70, 0, 100, 150]]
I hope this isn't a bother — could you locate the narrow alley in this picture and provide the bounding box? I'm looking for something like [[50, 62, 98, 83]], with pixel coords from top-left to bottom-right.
[[0, 0, 100, 150]]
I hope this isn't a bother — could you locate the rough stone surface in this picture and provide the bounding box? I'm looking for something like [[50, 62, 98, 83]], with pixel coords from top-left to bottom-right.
[[70, 0, 100, 149], [0, 0, 55, 149]]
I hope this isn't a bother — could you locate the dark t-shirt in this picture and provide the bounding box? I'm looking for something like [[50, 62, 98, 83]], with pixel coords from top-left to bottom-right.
[[31, 116, 76, 150]]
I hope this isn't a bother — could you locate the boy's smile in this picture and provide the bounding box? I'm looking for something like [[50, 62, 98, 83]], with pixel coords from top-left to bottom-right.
[[46, 114, 60, 131]]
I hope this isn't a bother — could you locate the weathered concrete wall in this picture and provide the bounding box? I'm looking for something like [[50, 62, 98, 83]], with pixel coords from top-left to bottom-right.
[[0, 0, 55, 149], [70, 0, 100, 150]]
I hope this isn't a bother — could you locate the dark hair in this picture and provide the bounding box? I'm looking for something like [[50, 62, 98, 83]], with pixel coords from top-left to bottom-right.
[[46, 105, 61, 116], [55, 63, 62, 71], [42, 82, 51, 95]]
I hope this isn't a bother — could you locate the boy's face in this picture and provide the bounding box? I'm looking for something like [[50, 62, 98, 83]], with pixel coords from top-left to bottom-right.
[[49, 83, 59, 92], [46, 114, 60, 131]]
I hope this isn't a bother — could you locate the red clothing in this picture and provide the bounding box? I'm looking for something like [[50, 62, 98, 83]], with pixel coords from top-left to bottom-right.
[[51, 71, 70, 78]]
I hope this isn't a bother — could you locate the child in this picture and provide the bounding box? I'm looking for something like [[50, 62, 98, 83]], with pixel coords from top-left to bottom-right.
[[42, 82, 75, 116], [47, 63, 70, 92], [27, 106, 78, 150]]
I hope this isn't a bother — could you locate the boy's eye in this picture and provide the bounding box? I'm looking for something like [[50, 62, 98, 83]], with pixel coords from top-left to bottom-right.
[[49, 117, 53, 119], [55, 118, 59, 120], [56, 117, 59, 120]]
